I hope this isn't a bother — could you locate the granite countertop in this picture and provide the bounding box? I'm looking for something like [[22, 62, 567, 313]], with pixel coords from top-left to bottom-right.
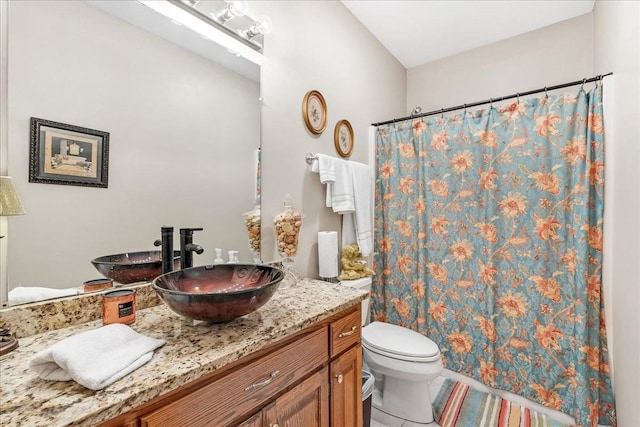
[[0, 278, 367, 427]]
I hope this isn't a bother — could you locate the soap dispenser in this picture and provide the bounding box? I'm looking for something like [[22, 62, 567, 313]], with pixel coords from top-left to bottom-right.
[[213, 248, 224, 265], [227, 250, 239, 264]]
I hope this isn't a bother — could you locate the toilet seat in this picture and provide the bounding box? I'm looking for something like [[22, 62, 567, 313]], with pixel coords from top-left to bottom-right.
[[362, 321, 440, 363]]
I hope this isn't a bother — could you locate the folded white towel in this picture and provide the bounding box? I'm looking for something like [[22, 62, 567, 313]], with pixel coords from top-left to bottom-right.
[[331, 159, 355, 214], [29, 324, 165, 390], [311, 153, 337, 184], [342, 162, 373, 256], [8, 286, 80, 305], [311, 154, 338, 209]]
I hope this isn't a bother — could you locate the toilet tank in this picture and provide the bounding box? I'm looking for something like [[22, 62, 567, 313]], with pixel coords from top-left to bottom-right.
[[340, 277, 372, 327]]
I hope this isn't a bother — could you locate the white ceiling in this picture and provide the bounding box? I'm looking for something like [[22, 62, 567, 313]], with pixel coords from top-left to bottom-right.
[[342, 0, 595, 69]]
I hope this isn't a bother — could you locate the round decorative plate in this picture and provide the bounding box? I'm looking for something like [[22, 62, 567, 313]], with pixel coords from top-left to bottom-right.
[[302, 90, 327, 135], [334, 120, 354, 158]]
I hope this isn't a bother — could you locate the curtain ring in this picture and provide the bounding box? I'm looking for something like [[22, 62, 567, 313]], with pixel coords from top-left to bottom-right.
[[440, 108, 444, 119], [544, 87, 548, 98], [489, 98, 493, 109], [516, 92, 520, 104]]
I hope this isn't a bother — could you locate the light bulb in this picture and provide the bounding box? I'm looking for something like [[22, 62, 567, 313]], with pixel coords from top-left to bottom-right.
[[257, 16, 273, 35], [227, 1, 248, 17], [242, 15, 273, 40], [213, 0, 248, 24]]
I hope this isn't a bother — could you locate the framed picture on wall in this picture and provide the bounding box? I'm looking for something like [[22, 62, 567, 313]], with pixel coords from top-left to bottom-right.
[[29, 117, 109, 188], [302, 90, 327, 135], [334, 119, 354, 158]]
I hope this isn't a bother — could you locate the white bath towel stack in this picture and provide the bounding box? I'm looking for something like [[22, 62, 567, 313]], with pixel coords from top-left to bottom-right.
[[29, 323, 165, 390], [312, 153, 355, 212], [311, 153, 372, 256]]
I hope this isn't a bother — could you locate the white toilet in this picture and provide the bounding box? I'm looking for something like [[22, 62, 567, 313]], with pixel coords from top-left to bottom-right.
[[341, 278, 443, 427]]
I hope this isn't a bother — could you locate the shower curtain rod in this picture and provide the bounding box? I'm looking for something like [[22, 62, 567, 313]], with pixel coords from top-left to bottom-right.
[[372, 72, 613, 127]]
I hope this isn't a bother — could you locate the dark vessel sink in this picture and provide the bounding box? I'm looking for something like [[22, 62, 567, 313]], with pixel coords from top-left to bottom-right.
[[152, 264, 284, 323], [91, 251, 180, 284]]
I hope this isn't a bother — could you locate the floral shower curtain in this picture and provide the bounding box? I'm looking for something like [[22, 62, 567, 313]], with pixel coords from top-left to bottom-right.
[[372, 86, 616, 427]]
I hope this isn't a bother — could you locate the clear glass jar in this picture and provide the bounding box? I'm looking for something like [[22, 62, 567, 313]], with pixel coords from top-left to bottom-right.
[[242, 202, 261, 263], [274, 194, 303, 260]]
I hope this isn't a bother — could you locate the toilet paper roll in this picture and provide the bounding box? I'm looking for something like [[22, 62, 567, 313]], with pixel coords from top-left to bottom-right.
[[318, 231, 339, 278]]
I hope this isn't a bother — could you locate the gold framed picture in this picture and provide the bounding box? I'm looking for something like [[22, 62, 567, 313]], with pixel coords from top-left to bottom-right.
[[302, 90, 327, 135], [334, 120, 354, 158]]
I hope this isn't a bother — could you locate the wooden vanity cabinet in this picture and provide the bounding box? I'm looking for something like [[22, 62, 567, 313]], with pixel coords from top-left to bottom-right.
[[100, 305, 362, 427], [240, 367, 329, 427]]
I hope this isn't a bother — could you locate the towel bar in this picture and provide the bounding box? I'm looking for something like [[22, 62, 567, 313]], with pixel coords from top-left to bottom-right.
[[305, 153, 318, 165]]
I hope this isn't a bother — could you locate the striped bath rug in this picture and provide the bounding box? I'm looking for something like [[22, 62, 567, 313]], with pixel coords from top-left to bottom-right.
[[433, 378, 571, 427]]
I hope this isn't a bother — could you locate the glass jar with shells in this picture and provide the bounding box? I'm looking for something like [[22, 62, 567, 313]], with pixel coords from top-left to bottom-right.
[[274, 194, 303, 275]]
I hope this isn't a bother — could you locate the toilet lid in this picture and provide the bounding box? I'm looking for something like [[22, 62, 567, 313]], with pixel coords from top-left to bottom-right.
[[362, 322, 440, 361]]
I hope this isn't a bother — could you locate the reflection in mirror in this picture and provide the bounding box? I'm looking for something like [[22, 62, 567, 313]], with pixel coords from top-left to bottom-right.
[[2, 0, 261, 306]]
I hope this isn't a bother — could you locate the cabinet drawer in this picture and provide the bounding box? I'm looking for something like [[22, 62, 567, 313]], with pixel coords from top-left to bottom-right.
[[140, 328, 328, 427], [329, 308, 361, 358]]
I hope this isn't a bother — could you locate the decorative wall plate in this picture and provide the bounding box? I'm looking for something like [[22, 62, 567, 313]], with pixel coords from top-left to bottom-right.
[[334, 120, 354, 158], [302, 90, 327, 135]]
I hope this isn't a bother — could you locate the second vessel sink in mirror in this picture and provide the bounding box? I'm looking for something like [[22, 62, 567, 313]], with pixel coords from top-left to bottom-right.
[[91, 251, 180, 284], [152, 264, 284, 323]]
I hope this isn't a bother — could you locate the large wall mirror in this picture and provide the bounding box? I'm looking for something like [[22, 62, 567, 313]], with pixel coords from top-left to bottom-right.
[[2, 0, 262, 306]]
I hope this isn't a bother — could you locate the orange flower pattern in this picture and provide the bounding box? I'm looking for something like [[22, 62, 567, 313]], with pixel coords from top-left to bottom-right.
[[372, 87, 615, 427]]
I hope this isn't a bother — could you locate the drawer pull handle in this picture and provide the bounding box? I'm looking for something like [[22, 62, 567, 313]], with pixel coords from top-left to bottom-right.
[[335, 374, 344, 384], [245, 370, 280, 391], [270, 424, 280, 427], [338, 326, 357, 338]]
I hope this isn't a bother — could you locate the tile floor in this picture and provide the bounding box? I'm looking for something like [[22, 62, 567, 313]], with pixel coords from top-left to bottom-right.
[[368, 368, 575, 427]]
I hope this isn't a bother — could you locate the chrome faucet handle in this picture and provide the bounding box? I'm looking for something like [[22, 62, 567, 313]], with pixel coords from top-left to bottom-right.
[[153, 239, 161, 247]]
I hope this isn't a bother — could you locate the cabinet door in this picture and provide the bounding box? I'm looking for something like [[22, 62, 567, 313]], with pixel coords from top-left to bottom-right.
[[263, 367, 329, 427], [330, 345, 362, 427]]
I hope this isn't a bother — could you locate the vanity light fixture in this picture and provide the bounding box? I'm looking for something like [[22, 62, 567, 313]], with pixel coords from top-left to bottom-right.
[[212, 0, 248, 24], [241, 15, 273, 40], [138, 0, 265, 66]]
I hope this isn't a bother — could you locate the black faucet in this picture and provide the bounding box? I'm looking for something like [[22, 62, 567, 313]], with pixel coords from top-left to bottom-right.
[[153, 226, 175, 274], [179, 228, 204, 269]]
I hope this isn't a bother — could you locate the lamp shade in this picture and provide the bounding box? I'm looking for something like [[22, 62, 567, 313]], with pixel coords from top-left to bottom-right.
[[0, 176, 26, 216]]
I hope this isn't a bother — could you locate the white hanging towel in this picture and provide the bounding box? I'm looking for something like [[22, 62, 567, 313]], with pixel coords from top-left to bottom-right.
[[331, 159, 355, 213], [311, 154, 355, 213], [311, 152, 371, 254], [29, 323, 165, 390], [342, 161, 373, 256], [311, 153, 337, 208]]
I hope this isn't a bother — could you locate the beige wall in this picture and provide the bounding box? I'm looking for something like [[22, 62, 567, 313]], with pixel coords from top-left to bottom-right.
[[256, 1, 406, 274], [407, 14, 593, 113], [594, 1, 640, 424]]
